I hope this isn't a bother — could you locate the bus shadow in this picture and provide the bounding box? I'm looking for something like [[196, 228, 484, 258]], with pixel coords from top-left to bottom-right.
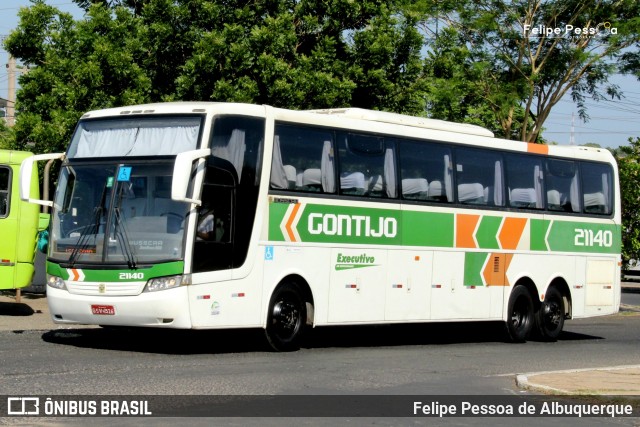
[[40, 321, 602, 355], [0, 302, 36, 316], [304, 322, 601, 348], [41, 327, 269, 355]]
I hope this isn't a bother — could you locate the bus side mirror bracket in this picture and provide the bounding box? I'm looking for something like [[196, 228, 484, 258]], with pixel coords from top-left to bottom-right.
[[19, 152, 65, 207], [172, 149, 211, 206]]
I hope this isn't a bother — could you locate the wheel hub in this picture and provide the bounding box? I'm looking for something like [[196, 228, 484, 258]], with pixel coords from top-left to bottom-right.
[[273, 300, 299, 330], [543, 301, 562, 326]]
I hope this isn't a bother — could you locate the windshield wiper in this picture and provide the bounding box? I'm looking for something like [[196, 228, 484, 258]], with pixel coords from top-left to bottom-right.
[[67, 207, 102, 268], [67, 179, 108, 268], [113, 207, 138, 269]]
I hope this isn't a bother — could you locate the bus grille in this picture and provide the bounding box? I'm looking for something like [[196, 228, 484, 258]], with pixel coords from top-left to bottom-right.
[[65, 281, 144, 296]]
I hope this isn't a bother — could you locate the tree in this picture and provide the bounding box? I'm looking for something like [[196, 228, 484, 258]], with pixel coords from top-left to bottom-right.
[[5, 0, 427, 154], [74, 0, 145, 14], [174, 0, 426, 112], [421, 26, 532, 138], [4, 1, 151, 154], [615, 137, 640, 269], [422, 0, 640, 142], [0, 121, 12, 150]]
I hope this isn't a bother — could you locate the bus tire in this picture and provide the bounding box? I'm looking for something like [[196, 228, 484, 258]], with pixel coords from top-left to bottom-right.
[[534, 287, 565, 342], [265, 283, 307, 352], [506, 285, 534, 343]]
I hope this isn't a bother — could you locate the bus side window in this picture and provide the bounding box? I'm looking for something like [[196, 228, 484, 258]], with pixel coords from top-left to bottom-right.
[[546, 159, 580, 213], [455, 148, 504, 206], [581, 162, 612, 215], [271, 124, 335, 194], [0, 166, 9, 217], [398, 140, 452, 203], [338, 133, 397, 199], [505, 154, 544, 209]]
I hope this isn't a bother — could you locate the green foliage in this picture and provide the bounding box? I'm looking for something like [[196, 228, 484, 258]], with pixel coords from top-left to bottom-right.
[[0, 121, 13, 150], [5, 2, 151, 153], [421, 0, 640, 142], [6, 0, 639, 152], [7, 0, 426, 153], [615, 138, 640, 268]]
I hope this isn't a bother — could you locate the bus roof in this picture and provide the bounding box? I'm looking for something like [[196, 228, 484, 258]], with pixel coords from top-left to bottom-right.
[[0, 149, 34, 165], [307, 108, 495, 138]]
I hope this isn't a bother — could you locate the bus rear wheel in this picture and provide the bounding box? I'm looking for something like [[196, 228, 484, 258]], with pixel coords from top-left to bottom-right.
[[535, 287, 565, 341], [506, 285, 534, 343], [265, 283, 307, 352]]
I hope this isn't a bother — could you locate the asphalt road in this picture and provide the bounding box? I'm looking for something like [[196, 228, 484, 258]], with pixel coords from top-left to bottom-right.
[[1, 291, 639, 426], [623, 291, 640, 306], [2, 313, 640, 415]]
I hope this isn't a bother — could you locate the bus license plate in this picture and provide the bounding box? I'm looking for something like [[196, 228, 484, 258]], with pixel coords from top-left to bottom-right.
[[91, 305, 115, 315]]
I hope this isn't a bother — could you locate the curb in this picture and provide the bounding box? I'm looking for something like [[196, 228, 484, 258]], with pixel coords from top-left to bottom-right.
[[516, 365, 640, 396]]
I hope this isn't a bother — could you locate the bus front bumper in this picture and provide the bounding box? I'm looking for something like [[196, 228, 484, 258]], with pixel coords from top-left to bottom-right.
[[46, 286, 193, 328]]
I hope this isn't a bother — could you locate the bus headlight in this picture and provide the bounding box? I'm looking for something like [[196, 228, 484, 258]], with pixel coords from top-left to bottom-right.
[[47, 275, 67, 290], [143, 275, 190, 293]]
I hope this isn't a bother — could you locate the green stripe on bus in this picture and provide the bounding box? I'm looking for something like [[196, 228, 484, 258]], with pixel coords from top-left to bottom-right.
[[546, 221, 620, 254], [476, 216, 502, 250], [268, 202, 620, 254], [268, 202, 289, 242], [464, 252, 488, 287], [530, 219, 550, 251], [401, 211, 454, 248], [297, 204, 402, 245], [47, 261, 184, 281]]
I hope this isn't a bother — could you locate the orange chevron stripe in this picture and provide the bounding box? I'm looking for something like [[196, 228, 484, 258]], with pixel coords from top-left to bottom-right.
[[527, 143, 548, 155], [499, 217, 527, 250], [285, 203, 301, 242], [456, 214, 480, 248], [483, 253, 514, 286]]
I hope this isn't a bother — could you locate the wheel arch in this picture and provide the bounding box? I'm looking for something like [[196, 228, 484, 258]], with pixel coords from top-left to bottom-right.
[[545, 276, 572, 319], [511, 276, 539, 312], [267, 273, 315, 327]]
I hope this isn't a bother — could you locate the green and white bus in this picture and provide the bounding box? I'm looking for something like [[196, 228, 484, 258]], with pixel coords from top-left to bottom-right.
[[20, 103, 620, 350], [0, 149, 46, 291]]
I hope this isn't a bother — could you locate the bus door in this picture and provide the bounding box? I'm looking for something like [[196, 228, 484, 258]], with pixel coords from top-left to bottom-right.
[[0, 152, 41, 290]]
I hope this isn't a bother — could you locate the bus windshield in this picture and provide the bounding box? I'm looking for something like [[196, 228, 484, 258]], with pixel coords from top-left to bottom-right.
[[50, 160, 188, 266]]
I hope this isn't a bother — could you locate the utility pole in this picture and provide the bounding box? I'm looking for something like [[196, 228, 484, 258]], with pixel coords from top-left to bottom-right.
[[6, 55, 16, 127], [569, 112, 575, 145], [0, 35, 6, 124], [2, 35, 26, 128]]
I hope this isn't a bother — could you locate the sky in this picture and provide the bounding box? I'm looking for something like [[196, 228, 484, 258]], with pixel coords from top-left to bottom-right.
[[1, 0, 638, 149]]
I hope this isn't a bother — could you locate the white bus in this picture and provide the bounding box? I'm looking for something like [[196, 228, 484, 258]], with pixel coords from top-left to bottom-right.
[[20, 103, 620, 350]]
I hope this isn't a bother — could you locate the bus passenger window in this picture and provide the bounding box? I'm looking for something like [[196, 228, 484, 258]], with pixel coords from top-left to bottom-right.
[[455, 148, 504, 206], [0, 167, 9, 217], [546, 159, 580, 213], [399, 140, 452, 203], [271, 124, 335, 193], [505, 154, 543, 209], [338, 133, 396, 198], [581, 162, 612, 215]]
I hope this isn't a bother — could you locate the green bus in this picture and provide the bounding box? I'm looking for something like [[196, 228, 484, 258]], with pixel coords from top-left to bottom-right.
[[0, 149, 47, 290]]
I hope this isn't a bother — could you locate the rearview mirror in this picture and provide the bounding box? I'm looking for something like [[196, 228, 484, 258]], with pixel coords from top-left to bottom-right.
[[171, 149, 211, 205]]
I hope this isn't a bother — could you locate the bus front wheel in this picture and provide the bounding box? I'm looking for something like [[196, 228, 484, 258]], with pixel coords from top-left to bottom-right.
[[506, 285, 534, 343], [265, 283, 307, 352]]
